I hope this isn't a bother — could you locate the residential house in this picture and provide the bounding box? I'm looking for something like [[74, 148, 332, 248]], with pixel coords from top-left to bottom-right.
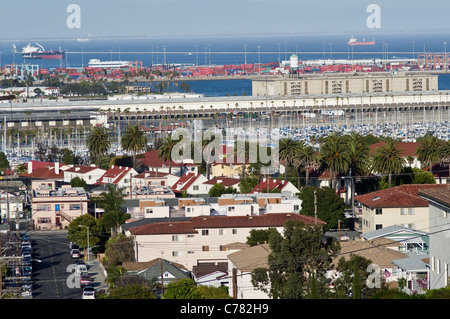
[[122, 258, 190, 286], [21, 161, 66, 182], [0, 191, 26, 222], [63, 165, 106, 185], [125, 213, 325, 270], [329, 238, 409, 286], [361, 225, 429, 255], [418, 185, 450, 289], [95, 165, 138, 193], [31, 180, 89, 230], [354, 184, 448, 233], [210, 162, 251, 179], [132, 171, 178, 188], [250, 178, 299, 194], [139, 149, 199, 176], [423, 164, 450, 185], [370, 141, 421, 168], [392, 254, 430, 294], [192, 262, 229, 288], [227, 244, 271, 299], [171, 172, 209, 195]]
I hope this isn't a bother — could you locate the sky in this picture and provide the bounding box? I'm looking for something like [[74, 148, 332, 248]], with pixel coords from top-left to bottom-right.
[[1, 0, 450, 40]]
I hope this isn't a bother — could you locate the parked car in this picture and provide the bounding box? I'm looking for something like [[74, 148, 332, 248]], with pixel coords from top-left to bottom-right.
[[71, 249, 81, 259], [75, 264, 88, 276], [82, 286, 95, 299], [80, 274, 93, 287], [70, 242, 79, 250]]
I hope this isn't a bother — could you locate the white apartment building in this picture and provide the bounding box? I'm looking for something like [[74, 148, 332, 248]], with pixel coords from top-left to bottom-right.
[[126, 213, 323, 270]]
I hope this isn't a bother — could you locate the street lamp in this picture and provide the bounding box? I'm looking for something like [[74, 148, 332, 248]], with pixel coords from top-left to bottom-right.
[[79, 225, 89, 263]]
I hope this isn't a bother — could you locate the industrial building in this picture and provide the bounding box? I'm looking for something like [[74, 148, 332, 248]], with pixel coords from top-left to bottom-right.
[[252, 72, 439, 96]]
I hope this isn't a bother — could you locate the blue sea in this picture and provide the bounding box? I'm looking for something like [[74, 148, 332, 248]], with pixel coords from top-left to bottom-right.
[[3, 32, 450, 96]]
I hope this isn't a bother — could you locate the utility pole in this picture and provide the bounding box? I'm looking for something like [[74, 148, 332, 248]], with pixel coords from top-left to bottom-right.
[[232, 267, 238, 299], [314, 190, 317, 225]]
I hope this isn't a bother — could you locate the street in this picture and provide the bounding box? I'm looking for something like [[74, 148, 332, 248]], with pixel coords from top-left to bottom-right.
[[29, 230, 87, 299]]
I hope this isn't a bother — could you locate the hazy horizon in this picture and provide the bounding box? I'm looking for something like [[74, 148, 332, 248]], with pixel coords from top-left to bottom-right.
[[1, 0, 450, 41]]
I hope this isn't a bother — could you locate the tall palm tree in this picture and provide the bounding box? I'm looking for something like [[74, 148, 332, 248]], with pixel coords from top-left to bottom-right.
[[279, 138, 299, 183], [293, 141, 318, 189], [372, 139, 405, 188], [158, 135, 177, 174], [86, 126, 111, 167], [438, 141, 450, 181], [320, 132, 350, 190], [345, 132, 370, 177], [121, 124, 147, 169], [416, 134, 441, 174]]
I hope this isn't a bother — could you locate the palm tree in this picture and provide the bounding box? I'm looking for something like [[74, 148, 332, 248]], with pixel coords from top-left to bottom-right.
[[345, 132, 370, 177], [320, 132, 350, 190], [438, 141, 450, 181], [279, 138, 299, 183], [292, 141, 318, 189], [121, 124, 147, 169], [86, 126, 111, 167], [372, 139, 405, 188], [416, 134, 441, 174], [158, 135, 177, 174]]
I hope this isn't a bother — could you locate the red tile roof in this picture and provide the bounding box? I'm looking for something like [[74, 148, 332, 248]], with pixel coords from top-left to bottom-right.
[[172, 173, 202, 192], [129, 213, 325, 235], [20, 165, 64, 180], [96, 166, 135, 185], [369, 141, 420, 157], [203, 177, 241, 186], [65, 165, 101, 174], [354, 184, 449, 208], [140, 150, 198, 168], [250, 179, 290, 193]]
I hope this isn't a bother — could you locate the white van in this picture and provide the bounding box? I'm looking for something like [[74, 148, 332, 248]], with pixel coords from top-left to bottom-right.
[[75, 264, 88, 276]]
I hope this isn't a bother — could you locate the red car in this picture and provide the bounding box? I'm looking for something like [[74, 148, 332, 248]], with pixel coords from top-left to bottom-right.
[[80, 274, 92, 287]]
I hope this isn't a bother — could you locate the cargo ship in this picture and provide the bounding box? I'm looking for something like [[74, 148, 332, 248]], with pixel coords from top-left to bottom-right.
[[17, 43, 65, 60], [347, 37, 376, 46]]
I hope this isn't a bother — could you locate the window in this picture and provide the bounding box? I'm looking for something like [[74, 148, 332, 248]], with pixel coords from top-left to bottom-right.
[[232, 229, 238, 235], [202, 246, 209, 252], [228, 206, 235, 212], [219, 245, 226, 251], [219, 229, 225, 235], [70, 204, 81, 210], [37, 205, 50, 211], [375, 208, 382, 215], [37, 217, 51, 224], [294, 205, 299, 211], [145, 208, 153, 214], [193, 185, 199, 191], [202, 230, 209, 236], [172, 251, 180, 257], [187, 234, 195, 238], [172, 235, 182, 242], [376, 224, 383, 230]]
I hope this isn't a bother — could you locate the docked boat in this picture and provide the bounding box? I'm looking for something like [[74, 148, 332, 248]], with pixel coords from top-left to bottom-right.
[[19, 43, 65, 60], [347, 37, 376, 46]]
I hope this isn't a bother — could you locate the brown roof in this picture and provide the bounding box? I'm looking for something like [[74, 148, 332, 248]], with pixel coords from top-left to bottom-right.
[[369, 141, 420, 157], [228, 244, 271, 272], [192, 262, 228, 279], [333, 238, 408, 268], [203, 177, 241, 186], [418, 185, 450, 208], [129, 213, 326, 235], [354, 184, 448, 209]]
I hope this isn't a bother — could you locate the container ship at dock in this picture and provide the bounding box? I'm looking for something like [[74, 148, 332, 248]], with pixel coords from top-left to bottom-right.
[[347, 37, 376, 46], [15, 43, 65, 60]]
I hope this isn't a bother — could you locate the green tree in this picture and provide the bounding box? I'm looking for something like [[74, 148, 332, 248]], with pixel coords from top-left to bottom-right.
[[162, 278, 203, 299], [238, 176, 259, 194], [0, 152, 10, 174], [246, 228, 278, 246], [121, 124, 147, 169], [92, 185, 128, 235], [279, 138, 299, 183], [158, 135, 177, 174], [197, 285, 232, 299], [293, 142, 318, 189], [70, 177, 87, 190], [102, 233, 135, 268], [372, 139, 405, 188], [438, 140, 450, 179], [251, 220, 340, 299], [86, 126, 111, 167], [208, 183, 236, 197], [298, 186, 346, 230], [320, 132, 350, 190], [67, 214, 101, 252], [416, 133, 441, 174], [108, 284, 157, 299]]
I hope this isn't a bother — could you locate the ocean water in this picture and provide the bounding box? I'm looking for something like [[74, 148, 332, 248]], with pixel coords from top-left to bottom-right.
[[3, 33, 450, 96]]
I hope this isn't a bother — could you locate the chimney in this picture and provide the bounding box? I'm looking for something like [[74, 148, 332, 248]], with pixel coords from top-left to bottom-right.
[[28, 161, 32, 174], [55, 162, 60, 175]]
